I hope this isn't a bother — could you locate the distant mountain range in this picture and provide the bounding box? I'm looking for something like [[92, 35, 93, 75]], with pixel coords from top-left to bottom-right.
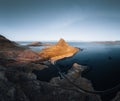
[[93, 41, 120, 44]]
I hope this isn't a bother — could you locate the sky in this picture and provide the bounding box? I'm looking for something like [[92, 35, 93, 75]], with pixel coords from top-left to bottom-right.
[[0, 0, 120, 41]]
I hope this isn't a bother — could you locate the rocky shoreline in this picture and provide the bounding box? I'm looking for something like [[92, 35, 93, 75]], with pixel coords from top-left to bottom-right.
[[0, 35, 119, 101]]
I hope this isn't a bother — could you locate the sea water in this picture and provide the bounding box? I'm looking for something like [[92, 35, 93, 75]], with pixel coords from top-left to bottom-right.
[[18, 41, 120, 91]]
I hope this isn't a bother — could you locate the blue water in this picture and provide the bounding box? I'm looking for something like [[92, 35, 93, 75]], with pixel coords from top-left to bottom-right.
[[74, 43, 120, 90], [18, 41, 120, 91], [17, 41, 56, 51]]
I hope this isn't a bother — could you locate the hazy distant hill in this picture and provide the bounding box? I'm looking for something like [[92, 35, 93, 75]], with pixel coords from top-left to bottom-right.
[[93, 41, 120, 44]]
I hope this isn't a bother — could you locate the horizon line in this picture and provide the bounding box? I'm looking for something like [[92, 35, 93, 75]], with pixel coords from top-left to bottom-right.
[[15, 40, 120, 42]]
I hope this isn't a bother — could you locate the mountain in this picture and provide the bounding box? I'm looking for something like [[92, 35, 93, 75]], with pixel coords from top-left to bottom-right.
[[39, 38, 79, 62], [0, 35, 20, 50]]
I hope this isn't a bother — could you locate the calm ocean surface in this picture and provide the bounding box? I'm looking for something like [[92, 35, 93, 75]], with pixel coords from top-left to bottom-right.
[[18, 41, 120, 91]]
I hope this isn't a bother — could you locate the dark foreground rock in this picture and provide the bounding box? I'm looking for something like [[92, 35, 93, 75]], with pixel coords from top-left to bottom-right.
[[112, 92, 120, 101], [0, 63, 102, 101]]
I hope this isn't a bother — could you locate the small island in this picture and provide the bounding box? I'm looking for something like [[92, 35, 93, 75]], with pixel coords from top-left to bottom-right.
[[27, 41, 52, 46]]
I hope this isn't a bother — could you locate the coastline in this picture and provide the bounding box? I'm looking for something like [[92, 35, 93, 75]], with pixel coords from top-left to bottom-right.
[[0, 35, 120, 101]]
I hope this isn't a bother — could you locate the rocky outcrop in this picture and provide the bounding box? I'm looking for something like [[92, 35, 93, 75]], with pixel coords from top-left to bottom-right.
[[112, 92, 120, 101], [39, 38, 79, 62], [50, 63, 93, 91], [0, 62, 102, 101]]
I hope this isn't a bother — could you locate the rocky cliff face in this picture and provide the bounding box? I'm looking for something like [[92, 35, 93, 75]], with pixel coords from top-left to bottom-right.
[[0, 63, 102, 101], [39, 38, 79, 62]]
